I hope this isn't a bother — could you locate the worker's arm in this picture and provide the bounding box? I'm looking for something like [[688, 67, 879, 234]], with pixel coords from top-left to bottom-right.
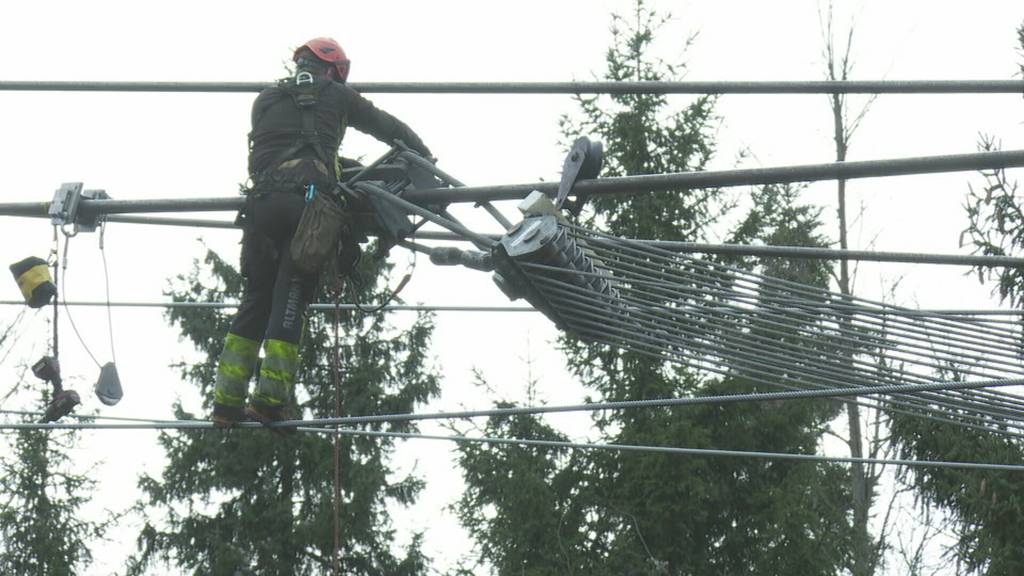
[[341, 85, 432, 158]]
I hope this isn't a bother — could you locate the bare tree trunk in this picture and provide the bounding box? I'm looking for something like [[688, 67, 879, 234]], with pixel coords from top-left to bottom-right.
[[822, 5, 878, 574], [835, 97, 871, 576]]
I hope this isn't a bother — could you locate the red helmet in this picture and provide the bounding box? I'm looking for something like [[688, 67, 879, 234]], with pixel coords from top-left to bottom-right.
[[294, 37, 350, 83]]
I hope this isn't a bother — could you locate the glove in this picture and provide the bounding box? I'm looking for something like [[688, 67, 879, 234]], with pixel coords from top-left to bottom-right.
[[336, 239, 362, 277]]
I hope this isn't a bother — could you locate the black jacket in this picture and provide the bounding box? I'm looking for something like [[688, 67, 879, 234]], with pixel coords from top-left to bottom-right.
[[249, 76, 430, 180]]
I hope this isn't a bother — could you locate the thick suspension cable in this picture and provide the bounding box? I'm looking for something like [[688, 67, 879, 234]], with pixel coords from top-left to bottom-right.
[[3, 376, 1021, 431], [2, 151, 1023, 213], [0, 414, 1018, 472], [0, 300, 535, 313], [316, 428, 1024, 473], [2, 79, 1023, 94], [8, 207, 1023, 270]]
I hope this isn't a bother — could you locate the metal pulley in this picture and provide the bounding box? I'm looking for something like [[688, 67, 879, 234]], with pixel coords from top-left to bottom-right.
[[95, 362, 123, 406]]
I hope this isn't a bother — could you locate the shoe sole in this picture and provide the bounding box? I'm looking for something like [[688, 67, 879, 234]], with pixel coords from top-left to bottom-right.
[[245, 406, 295, 436]]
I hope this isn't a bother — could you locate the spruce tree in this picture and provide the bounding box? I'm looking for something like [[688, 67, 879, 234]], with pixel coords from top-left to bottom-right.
[[455, 2, 854, 574], [893, 21, 1024, 575], [128, 249, 439, 575], [0, 386, 105, 575]]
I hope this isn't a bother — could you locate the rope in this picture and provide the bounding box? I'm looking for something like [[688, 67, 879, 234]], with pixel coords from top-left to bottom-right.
[[100, 221, 117, 365], [50, 227, 59, 362], [58, 235, 101, 369], [332, 279, 343, 576]]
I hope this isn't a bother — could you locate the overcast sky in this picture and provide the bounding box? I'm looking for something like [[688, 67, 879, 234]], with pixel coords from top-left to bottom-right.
[[1, 1, 1023, 573]]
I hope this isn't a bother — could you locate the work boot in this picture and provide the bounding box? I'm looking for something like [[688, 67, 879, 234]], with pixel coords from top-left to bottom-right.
[[40, 390, 81, 423], [245, 401, 297, 435], [211, 402, 248, 428]]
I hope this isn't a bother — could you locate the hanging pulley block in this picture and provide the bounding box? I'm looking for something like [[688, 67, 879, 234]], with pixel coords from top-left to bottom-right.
[[31, 356, 81, 423], [554, 136, 604, 216], [9, 256, 57, 308], [42, 390, 81, 423], [94, 361, 123, 406]]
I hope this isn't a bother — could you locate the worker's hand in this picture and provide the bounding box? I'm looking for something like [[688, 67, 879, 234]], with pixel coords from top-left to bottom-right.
[[336, 239, 362, 277]]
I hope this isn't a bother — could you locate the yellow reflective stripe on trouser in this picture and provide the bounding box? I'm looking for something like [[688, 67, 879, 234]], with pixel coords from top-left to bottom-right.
[[214, 333, 261, 407], [253, 338, 299, 407]]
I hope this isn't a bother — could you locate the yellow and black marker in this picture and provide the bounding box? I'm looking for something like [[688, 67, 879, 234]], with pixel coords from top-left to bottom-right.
[[9, 256, 57, 308]]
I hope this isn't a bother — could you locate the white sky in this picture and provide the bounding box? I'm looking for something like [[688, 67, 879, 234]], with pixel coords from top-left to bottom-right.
[[1, 1, 1023, 574]]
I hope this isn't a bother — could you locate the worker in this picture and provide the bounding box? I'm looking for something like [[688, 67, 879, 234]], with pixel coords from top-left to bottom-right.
[[211, 37, 432, 428]]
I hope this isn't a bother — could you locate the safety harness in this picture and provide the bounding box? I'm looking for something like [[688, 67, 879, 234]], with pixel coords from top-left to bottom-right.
[[248, 72, 340, 189]]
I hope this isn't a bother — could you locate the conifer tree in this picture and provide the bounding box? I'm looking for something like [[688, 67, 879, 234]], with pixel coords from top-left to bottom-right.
[[0, 386, 104, 575], [128, 250, 438, 575], [454, 2, 854, 574], [897, 20, 1024, 575]]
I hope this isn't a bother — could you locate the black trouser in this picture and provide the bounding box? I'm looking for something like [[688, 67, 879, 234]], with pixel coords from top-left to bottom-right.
[[229, 190, 318, 345]]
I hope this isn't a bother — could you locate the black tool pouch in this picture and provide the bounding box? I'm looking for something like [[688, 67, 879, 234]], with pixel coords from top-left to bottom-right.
[[290, 191, 347, 276]]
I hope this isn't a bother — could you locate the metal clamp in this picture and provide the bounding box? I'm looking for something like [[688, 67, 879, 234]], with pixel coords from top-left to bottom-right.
[[48, 182, 110, 233]]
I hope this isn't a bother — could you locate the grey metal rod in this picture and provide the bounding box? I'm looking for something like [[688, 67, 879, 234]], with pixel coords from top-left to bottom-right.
[[13, 206, 1024, 272], [321, 428, 1024, 473], [0, 300, 534, 313], [2, 80, 1023, 95], [5, 374, 1018, 430], [352, 181, 496, 248], [565, 283, 1024, 418], [564, 319, 1024, 440], [584, 228, 1024, 350], [3, 151, 1023, 216], [396, 150, 514, 231], [403, 150, 1024, 204], [563, 243, 1024, 359], [4, 416, 1021, 471], [536, 277, 1024, 423], [548, 233, 1024, 399], [551, 302, 1024, 437], [532, 243, 1024, 408], [107, 215, 240, 228], [591, 238, 1024, 268], [549, 295, 1024, 435], [537, 271, 1024, 399], [584, 250, 1024, 364], [576, 249, 1024, 402]]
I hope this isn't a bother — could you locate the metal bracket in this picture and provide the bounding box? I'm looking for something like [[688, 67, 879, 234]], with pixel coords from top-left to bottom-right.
[[75, 189, 110, 233], [554, 136, 604, 216], [49, 182, 84, 226], [48, 182, 110, 233]]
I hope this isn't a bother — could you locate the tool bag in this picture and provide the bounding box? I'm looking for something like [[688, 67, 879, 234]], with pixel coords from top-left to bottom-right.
[[290, 189, 347, 276]]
